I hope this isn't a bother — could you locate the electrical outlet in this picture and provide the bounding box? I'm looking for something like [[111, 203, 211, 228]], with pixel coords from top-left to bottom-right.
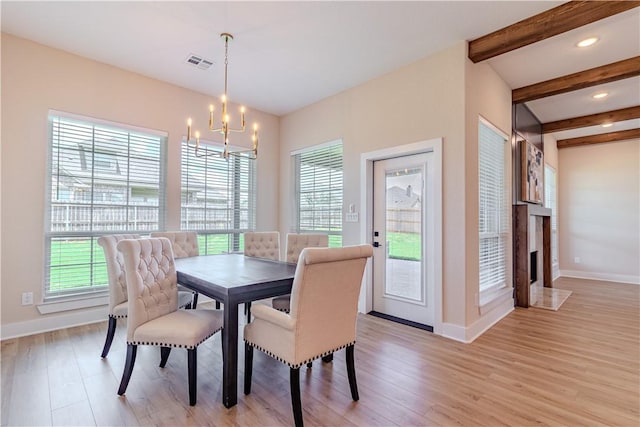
[[21, 292, 34, 306], [574, 257, 581, 264]]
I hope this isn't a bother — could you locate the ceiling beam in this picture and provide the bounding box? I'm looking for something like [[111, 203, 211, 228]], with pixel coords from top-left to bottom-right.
[[556, 128, 640, 148], [468, 1, 640, 63], [512, 57, 640, 103], [542, 106, 640, 133]]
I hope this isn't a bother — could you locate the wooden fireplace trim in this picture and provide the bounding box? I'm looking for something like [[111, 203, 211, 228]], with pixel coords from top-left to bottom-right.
[[513, 204, 552, 307]]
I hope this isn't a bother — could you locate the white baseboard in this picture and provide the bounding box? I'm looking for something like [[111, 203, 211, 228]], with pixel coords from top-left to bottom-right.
[[441, 297, 514, 343], [560, 270, 640, 285], [1, 295, 218, 341], [1, 306, 107, 341]]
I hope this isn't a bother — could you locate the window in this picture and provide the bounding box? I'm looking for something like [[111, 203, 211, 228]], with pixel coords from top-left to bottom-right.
[[292, 141, 343, 247], [181, 140, 256, 254], [46, 111, 166, 300], [478, 119, 509, 293], [545, 165, 558, 273]]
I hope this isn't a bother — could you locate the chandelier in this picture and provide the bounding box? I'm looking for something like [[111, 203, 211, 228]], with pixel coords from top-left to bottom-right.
[[186, 33, 258, 160]]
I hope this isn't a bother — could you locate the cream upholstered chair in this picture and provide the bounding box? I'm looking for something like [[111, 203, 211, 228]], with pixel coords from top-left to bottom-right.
[[243, 231, 280, 321], [271, 233, 329, 312], [97, 234, 139, 358], [243, 231, 280, 260], [244, 244, 373, 427], [97, 234, 194, 358], [116, 237, 224, 406], [150, 231, 200, 308]]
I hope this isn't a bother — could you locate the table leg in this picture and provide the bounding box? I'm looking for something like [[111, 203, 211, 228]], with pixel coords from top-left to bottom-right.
[[222, 300, 239, 408]]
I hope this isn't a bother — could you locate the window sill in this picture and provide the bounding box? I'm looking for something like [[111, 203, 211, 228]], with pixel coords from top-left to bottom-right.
[[37, 294, 108, 314], [479, 286, 512, 315]]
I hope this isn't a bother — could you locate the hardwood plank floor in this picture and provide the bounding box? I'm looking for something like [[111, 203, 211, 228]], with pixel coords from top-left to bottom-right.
[[1, 277, 638, 426]]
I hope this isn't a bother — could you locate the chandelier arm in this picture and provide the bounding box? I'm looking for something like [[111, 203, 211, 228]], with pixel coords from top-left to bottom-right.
[[185, 32, 258, 161]]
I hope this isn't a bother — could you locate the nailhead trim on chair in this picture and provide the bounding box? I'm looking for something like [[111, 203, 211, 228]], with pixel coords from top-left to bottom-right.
[[110, 314, 128, 319], [244, 339, 355, 369], [128, 326, 222, 350]]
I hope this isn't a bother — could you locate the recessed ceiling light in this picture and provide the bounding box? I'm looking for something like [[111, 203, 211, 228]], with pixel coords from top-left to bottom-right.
[[592, 92, 608, 99], [577, 37, 599, 48], [601, 123, 613, 128]]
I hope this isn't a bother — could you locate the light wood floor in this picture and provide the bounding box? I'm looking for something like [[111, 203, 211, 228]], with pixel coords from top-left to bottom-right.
[[2, 277, 638, 426]]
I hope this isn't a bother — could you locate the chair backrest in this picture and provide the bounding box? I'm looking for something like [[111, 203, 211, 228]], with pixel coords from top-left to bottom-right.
[[117, 237, 179, 341], [289, 244, 373, 361], [150, 231, 199, 258], [244, 231, 280, 261], [286, 233, 329, 263], [97, 234, 140, 315]]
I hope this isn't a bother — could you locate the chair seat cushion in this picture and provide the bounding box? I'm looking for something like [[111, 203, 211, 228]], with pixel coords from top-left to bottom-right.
[[178, 290, 194, 308], [112, 301, 128, 318], [132, 309, 223, 349], [271, 294, 291, 312]]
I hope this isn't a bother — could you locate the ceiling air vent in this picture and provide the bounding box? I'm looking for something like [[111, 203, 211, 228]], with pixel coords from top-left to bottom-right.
[[185, 54, 214, 70]]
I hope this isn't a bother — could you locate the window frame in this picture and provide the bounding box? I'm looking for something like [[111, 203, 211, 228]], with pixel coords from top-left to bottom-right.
[[291, 139, 343, 247], [544, 164, 559, 274], [44, 110, 167, 302], [478, 117, 510, 296], [180, 138, 257, 254]]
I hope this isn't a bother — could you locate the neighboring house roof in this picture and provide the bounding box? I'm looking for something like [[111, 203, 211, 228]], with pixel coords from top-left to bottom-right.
[[387, 185, 420, 209]]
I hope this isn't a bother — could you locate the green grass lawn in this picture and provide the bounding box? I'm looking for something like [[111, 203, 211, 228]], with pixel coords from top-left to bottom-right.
[[387, 232, 421, 260], [49, 231, 416, 292]]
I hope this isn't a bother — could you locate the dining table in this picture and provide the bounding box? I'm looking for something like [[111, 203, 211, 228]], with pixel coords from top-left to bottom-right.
[[174, 253, 296, 408]]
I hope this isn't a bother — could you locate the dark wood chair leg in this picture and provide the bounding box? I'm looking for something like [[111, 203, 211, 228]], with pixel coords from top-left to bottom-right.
[[215, 300, 221, 309], [321, 353, 333, 363], [101, 316, 117, 358], [290, 367, 304, 427], [221, 328, 226, 366], [245, 302, 252, 323], [192, 293, 199, 309], [346, 344, 359, 401], [159, 346, 171, 367], [118, 344, 137, 395], [244, 343, 253, 395], [188, 348, 197, 406]]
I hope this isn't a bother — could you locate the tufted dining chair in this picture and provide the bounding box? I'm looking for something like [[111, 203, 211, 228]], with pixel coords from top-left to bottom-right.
[[116, 237, 224, 406], [272, 233, 329, 313], [243, 231, 280, 321], [150, 231, 201, 308], [243, 244, 373, 427], [97, 234, 194, 358], [243, 231, 280, 261]]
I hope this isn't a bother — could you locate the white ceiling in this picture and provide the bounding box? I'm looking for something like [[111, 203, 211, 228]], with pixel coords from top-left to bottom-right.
[[2, 1, 638, 142]]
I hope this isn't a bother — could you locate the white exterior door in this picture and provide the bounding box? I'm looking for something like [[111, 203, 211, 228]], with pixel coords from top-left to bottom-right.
[[372, 153, 435, 327]]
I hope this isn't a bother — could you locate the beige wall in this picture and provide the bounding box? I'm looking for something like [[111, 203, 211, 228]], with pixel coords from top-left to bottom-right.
[[558, 139, 640, 283], [280, 42, 512, 334], [1, 33, 280, 327]]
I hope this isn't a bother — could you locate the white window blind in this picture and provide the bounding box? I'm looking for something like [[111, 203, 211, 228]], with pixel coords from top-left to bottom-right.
[[45, 112, 166, 300], [478, 119, 509, 293], [544, 165, 558, 267], [293, 141, 343, 247], [181, 140, 256, 254]]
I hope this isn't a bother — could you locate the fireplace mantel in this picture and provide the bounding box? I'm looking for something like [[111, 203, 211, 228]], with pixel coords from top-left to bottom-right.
[[513, 203, 552, 307]]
